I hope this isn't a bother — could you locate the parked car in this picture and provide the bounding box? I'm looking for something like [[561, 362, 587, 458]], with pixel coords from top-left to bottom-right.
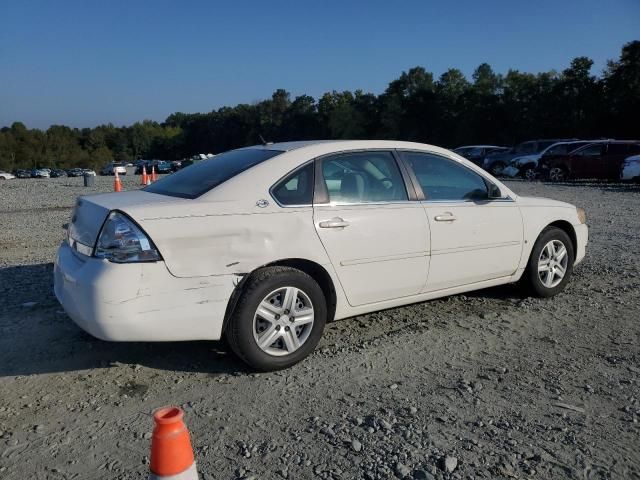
[[537, 140, 640, 181], [13, 169, 31, 179], [503, 141, 594, 180], [50, 169, 68, 178], [452, 145, 509, 167], [621, 155, 640, 182], [100, 163, 127, 176], [178, 158, 198, 169], [484, 139, 576, 176], [31, 168, 50, 178], [0, 171, 16, 180], [55, 140, 588, 371], [135, 160, 172, 175], [66, 168, 84, 177]]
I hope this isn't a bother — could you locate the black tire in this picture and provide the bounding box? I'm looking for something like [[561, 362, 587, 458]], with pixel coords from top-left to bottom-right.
[[547, 166, 568, 182], [521, 165, 537, 181], [524, 227, 574, 298], [226, 266, 327, 371]]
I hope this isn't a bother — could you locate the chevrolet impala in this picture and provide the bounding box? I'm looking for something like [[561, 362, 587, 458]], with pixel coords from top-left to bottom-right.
[[54, 140, 588, 370]]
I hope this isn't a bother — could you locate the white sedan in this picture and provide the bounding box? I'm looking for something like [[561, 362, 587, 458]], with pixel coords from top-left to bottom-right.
[[55, 140, 588, 371], [0, 171, 16, 180]]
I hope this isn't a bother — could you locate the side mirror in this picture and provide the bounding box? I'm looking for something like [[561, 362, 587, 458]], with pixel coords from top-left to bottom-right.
[[487, 183, 502, 199]]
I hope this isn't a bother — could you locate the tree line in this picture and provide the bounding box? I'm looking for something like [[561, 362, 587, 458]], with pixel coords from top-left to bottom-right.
[[1, 40, 638, 172]]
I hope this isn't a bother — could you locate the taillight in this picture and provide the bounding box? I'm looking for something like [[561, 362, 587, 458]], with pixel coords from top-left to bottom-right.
[[94, 211, 161, 263]]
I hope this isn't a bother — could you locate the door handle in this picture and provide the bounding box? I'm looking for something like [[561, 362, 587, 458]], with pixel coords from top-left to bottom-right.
[[434, 213, 457, 222], [319, 217, 350, 228]]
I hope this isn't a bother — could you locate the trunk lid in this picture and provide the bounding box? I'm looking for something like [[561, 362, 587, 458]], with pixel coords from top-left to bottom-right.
[[68, 190, 181, 248]]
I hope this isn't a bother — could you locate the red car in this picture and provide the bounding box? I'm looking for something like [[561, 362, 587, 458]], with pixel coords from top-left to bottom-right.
[[538, 141, 640, 181]]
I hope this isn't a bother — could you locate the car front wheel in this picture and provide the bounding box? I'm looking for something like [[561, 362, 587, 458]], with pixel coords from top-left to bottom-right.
[[525, 227, 574, 297], [226, 266, 327, 371], [522, 167, 537, 181]]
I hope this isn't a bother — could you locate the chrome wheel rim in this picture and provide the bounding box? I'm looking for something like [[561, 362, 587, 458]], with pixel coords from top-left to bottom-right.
[[524, 168, 536, 181], [253, 286, 315, 356], [549, 167, 564, 182], [538, 240, 568, 288]]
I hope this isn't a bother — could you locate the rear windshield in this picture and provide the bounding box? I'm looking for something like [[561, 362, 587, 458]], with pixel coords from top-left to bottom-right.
[[144, 148, 283, 199]]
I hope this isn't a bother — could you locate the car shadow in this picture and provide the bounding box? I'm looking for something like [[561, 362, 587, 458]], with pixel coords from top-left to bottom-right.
[[0, 262, 529, 378], [0, 263, 250, 378], [464, 282, 527, 301]]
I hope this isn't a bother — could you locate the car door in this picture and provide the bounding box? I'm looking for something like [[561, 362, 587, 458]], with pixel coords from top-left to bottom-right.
[[399, 151, 523, 292], [313, 150, 430, 307], [570, 143, 605, 178]]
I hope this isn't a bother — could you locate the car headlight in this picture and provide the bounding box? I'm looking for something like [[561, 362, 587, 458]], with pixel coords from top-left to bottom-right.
[[576, 207, 587, 224], [94, 211, 161, 263]]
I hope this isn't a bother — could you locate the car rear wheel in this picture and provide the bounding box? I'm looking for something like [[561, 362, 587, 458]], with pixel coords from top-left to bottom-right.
[[548, 167, 567, 182], [525, 227, 574, 297], [226, 266, 327, 371]]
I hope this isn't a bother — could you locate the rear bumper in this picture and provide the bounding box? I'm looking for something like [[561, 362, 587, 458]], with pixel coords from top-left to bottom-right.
[[54, 242, 236, 341], [574, 223, 588, 266]]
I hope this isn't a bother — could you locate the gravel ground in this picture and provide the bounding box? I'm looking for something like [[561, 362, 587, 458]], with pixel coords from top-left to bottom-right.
[[0, 176, 639, 480]]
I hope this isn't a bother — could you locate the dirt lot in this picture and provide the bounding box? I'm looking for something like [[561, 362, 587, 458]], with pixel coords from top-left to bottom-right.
[[0, 176, 639, 480]]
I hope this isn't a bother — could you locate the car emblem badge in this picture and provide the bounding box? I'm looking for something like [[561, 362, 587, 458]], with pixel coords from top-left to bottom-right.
[[256, 199, 269, 208]]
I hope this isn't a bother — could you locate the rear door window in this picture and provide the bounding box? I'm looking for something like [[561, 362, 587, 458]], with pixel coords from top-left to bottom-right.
[[576, 144, 604, 157]]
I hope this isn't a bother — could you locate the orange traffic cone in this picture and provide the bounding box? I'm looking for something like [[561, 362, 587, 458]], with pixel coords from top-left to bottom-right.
[[141, 166, 148, 186], [149, 407, 198, 480], [114, 170, 122, 192], [151, 165, 158, 183]]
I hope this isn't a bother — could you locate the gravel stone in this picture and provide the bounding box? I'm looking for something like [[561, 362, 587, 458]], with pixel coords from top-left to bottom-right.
[[0, 178, 638, 479], [442, 456, 457, 473]]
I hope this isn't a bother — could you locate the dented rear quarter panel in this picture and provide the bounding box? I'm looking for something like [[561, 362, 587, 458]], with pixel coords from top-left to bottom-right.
[[135, 206, 332, 278]]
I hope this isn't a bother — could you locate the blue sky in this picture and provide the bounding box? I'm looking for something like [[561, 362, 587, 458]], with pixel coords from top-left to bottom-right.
[[1, 0, 638, 129]]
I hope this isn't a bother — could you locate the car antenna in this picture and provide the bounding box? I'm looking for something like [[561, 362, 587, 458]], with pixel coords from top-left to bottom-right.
[[259, 134, 272, 146]]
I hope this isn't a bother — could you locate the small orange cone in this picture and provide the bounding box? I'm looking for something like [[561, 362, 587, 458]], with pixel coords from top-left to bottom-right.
[[141, 166, 149, 186], [114, 170, 122, 192], [149, 407, 198, 479], [151, 165, 158, 183]]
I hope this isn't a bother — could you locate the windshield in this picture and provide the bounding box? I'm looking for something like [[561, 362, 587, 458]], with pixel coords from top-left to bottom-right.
[[144, 148, 283, 199]]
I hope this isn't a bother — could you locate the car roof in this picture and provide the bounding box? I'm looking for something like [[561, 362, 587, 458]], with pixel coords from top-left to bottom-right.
[[240, 140, 353, 152], [208, 139, 516, 196], [454, 145, 506, 149]]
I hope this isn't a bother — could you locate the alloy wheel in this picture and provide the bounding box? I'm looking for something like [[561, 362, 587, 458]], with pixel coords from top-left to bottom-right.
[[253, 286, 315, 356], [523, 168, 536, 181], [548, 167, 565, 182], [537, 240, 569, 288]]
